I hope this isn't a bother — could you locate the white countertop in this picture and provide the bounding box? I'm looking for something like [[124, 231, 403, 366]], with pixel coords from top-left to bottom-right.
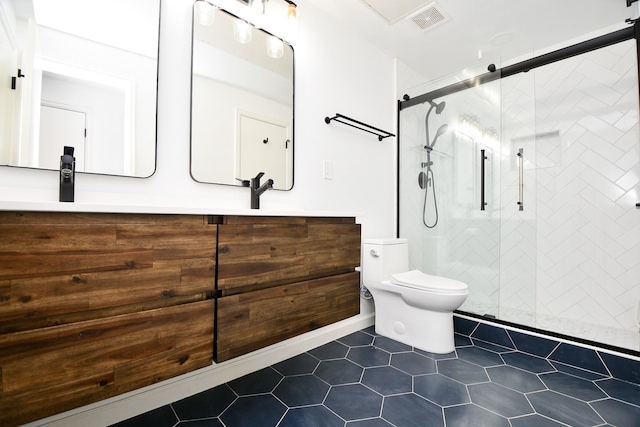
[[0, 200, 363, 218]]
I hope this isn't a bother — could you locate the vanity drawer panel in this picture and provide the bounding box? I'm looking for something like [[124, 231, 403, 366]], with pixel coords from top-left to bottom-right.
[[0, 299, 214, 427], [217, 216, 361, 295], [0, 265, 211, 334], [0, 212, 216, 333], [215, 271, 359, 362]]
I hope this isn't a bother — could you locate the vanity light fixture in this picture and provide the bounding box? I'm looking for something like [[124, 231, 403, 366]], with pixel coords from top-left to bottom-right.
[[267, 35, 284, 58], [195, 0, 216, 26], [285, 0, 296, 20], [234, 18, 253, 43]]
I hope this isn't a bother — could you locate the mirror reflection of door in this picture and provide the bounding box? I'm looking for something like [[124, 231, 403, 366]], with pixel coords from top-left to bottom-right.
[[38, 105, 85, 171], [0, 14, 18, 164], [238, 114, 291, 189]]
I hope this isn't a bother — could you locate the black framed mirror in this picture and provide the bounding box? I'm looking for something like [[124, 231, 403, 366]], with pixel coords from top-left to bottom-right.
[[190, 2, 294, 190], [0, 0, 159, 178]]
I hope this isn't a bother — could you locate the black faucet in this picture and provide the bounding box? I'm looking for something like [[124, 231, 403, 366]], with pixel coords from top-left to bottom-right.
[[59, 146, 75, 202], [250, 172, 274, 209]]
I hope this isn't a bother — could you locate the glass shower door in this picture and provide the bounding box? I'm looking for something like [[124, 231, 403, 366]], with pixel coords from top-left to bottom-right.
[[399, 73, 504, 319]]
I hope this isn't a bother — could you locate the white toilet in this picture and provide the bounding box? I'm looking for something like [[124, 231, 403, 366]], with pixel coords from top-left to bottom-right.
[[363, 238, 469, 354]]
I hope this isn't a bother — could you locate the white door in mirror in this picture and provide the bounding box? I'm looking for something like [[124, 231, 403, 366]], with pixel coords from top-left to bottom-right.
[[238, 114, 291, 190]]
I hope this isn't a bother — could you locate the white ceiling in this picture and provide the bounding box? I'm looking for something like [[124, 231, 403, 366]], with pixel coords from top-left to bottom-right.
[[305, 0, 636, 82]]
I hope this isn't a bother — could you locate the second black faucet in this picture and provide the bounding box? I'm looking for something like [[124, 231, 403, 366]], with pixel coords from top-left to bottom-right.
[[250, 172, 274, 209]]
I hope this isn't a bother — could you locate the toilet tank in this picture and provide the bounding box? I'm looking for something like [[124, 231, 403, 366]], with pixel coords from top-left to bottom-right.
[[363, 238, 409, 284]]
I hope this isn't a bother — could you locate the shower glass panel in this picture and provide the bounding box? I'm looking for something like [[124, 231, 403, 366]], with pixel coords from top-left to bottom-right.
[[399, 64, 509, 321], [399, 36, 640, 352]]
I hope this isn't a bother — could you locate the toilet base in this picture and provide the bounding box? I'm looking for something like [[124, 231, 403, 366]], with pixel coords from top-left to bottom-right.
[[373, 295, 456, 354]]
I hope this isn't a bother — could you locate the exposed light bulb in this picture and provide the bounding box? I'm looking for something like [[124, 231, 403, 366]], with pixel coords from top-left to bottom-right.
[[267, 36, 284, 58], [251, 0, 266, 15], [195, 1, 215, 26], [287, 2, 296, 20], [234, 19, 253, 43]]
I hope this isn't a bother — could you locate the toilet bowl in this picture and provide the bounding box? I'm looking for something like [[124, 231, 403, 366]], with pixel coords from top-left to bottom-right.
[[363, 238, 468, 354]]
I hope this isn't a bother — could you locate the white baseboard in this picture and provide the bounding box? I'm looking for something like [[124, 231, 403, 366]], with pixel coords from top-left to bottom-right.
[[23, 313, 375, 427]]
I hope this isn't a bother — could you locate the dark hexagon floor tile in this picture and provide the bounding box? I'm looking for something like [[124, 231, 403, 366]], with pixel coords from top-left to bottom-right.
[[468, 382, 534, 418], [456, 346, 505, 367], [227, 367, 283, 396], [600, 351, 640, 385], [324, 384, 383, 421], [415, 348, 457, 360], [373, 336, 413, 353], [172, 384, 236, 420], [361, 366, 412, 395], [549, 343, 608, 376], [279, 405, 343, 427], [471, 339, 514, 354], [273, 374, 329, 407], [414, 373, 470, 406], [471, 323, 515, 349], [382, 393, 444, 427], [110, 405, 178, 427], [390, 352, 436, 375], [347, 346, 391, 367], [176, 420, 223, 426], [455, 334, 473, 347], [527, 390, 605, 427], [486, 365, 546, 393], [453, 316, 479, 335], [507, 330, 559, 358], [501, 351, 555, 374], [539, 372, 606, 402], [549, 360, 607, 381], [510, 414, 566, 427], [338, 330, 375, 347], [596, 378, 640, 406], [273, 353, 319, 376], [220, 395, 286, 427], [437, 358, 489, 384], [444, 403, 510, 427], [362, 325, 378, 336], [346, 417, 393, 426], [314, 358, 363, 385], [308, 341, 350, 360], [591, 398, 640, 427]]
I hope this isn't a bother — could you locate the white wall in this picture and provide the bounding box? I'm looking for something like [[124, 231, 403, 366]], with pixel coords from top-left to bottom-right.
[[0, 0, 397, 240]]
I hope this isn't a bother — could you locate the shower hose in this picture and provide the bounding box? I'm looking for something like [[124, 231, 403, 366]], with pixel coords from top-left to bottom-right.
[[422, 166, 438, 228]]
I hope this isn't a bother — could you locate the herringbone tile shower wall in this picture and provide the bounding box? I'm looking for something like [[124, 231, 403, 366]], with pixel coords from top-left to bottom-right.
[[530, 39, 639, 331]]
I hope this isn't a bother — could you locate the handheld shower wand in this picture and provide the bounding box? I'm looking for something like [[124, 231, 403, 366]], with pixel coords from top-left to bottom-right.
[[422, 99, 447, 228]]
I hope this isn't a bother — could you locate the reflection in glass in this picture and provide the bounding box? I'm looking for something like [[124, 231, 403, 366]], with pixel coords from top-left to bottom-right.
[[191, 6, 294, 190], [0, 0, 159, 178]]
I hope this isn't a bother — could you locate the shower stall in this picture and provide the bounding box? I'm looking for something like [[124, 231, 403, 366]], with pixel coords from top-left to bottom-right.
[[398, 27, 640, 353]]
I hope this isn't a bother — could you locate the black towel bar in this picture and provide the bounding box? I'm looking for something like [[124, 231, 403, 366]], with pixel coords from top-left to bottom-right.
[[324, 113, 395, 141]]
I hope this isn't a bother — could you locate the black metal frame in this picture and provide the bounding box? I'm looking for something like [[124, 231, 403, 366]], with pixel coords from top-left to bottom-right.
[[399, 25, 636, 111], [325, 113, 395, 141]]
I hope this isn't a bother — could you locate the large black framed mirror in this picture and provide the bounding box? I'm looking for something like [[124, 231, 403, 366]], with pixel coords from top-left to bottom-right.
[[0, 0, 159, 178], [190, 2, 294, 190]]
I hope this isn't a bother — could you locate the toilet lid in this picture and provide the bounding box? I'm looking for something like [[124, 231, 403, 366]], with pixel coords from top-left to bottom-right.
[[391, 270, 468, 292]]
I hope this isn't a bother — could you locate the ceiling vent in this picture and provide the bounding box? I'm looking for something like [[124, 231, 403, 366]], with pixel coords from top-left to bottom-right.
[[409, 3, 449, 31]]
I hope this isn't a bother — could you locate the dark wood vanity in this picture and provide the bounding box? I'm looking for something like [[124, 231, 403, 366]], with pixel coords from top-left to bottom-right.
[[0, 211, 360, 426]]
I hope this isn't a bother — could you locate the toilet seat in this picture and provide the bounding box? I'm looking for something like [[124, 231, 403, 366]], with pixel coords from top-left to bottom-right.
[[391, 270, 468, 293]]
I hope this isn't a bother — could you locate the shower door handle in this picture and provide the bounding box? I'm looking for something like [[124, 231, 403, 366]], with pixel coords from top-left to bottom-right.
[[480, 149, 487, 211], [517, 148, 524, 211]]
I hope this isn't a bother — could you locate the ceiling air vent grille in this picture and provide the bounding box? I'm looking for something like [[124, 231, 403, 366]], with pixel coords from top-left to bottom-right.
[[410, 3, 448, 31]]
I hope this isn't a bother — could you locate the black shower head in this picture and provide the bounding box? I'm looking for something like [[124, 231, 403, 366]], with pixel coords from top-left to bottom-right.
[[428, 100, 446, 114]]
